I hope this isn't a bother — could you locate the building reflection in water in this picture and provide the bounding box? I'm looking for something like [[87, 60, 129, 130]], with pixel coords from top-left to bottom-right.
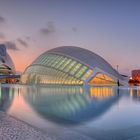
[[0, 86, 14, 111], [89, 87, 114, 99], [0, 85, 122, 125], [22, 85, 121, 124], [130, 87, 140, 101]]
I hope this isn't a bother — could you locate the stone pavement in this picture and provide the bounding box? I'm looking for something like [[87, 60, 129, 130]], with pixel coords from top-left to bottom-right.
[[1, 111, 140, 140], [0, 111, 57, 140]]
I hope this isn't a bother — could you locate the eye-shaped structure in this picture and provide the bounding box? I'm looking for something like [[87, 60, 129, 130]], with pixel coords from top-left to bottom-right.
[[0, 44, 15, 74], [23, 86, 120, 124], [21, 46, 127, 85]]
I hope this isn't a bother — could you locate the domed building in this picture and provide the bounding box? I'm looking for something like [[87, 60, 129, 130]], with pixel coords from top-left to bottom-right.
[[21, 46, 127, 85]]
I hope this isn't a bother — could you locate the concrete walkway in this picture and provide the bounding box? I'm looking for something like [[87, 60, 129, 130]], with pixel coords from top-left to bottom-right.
[[0, 112, 57, 140]]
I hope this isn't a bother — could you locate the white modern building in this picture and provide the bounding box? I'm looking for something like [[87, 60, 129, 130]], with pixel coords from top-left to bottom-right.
[[0, 44, 15, 75], [21, 46, 128, 85]]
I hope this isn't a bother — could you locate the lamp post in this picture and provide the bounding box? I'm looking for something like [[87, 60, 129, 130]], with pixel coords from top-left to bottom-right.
[[116, 65, 120, 86]]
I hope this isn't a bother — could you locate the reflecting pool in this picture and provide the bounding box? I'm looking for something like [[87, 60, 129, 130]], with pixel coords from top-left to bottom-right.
[[1, 85, 140, 140]]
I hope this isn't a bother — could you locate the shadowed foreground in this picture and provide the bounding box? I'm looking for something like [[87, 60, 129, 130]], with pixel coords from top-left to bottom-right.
[[1, 106, 140, 140], [0, 111, 57, 140]]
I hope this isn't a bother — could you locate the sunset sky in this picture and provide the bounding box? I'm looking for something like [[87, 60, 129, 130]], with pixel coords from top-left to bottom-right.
[[0, 0, 140, 75]]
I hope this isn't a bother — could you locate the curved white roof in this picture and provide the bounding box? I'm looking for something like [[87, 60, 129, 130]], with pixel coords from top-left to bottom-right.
[[46, 46, 123, 80], [0, 44, 15, 71]]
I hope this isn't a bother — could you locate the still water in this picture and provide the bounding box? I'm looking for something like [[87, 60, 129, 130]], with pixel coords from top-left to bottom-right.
[[0, 84, 140, 140]]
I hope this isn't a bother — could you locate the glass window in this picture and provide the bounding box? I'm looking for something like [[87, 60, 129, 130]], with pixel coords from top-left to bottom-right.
[[70, 63, 81, 75], [81, 69, 93, 80], [89, 73, 117, 85], [75, 65, 87, 78], [50, 55, 60, 67], [55, 57, 67, 69], [59, 58, 71, 70], [23, 53, 94, 85], [64, 60, 77, 72], [52, 56, 63, 68], [40, 55, 49, 64], [33, 54, 46, 64], [46, 55, 58, 66], [41, 55, 51, 65]]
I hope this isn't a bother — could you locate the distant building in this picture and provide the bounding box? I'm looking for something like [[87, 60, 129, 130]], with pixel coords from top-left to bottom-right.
[[0, 44, 19, 83], [21, 46, 128, 85], [129, 70, 140, 85], [0, 44, 15, 74]]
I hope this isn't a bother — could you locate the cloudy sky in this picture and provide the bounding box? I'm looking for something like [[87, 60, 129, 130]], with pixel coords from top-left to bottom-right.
[[0, 0, 140, 75]]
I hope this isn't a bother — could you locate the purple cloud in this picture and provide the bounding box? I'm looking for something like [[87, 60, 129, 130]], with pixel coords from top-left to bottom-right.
[[40, 21, 55, 35], [72, 27, 77, 32], [5, 41, 19, 51], [17, 38, 28, 47], [0, 16, 6, 24]]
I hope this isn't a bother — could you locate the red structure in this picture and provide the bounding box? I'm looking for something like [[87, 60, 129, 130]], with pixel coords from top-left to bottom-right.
[[129, 70, 140, 85]]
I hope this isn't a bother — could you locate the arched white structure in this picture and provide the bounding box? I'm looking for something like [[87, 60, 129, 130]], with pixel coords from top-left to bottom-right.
[[0, 44, 15, 74], [21, 46, 127, 85]]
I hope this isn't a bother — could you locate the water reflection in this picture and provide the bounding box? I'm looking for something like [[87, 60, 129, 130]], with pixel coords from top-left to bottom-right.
[[1, 85, 121, 125], [2, 85, 140, 140], [0, 87, 14, 110], [130, 87, 140, 101], [89, 87, 115, 99]]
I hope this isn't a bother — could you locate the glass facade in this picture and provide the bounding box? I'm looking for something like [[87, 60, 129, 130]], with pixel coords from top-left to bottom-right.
[[89, 73, 117, 85], [21, 52, 119, 85], [21, 53, 93, 85]]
